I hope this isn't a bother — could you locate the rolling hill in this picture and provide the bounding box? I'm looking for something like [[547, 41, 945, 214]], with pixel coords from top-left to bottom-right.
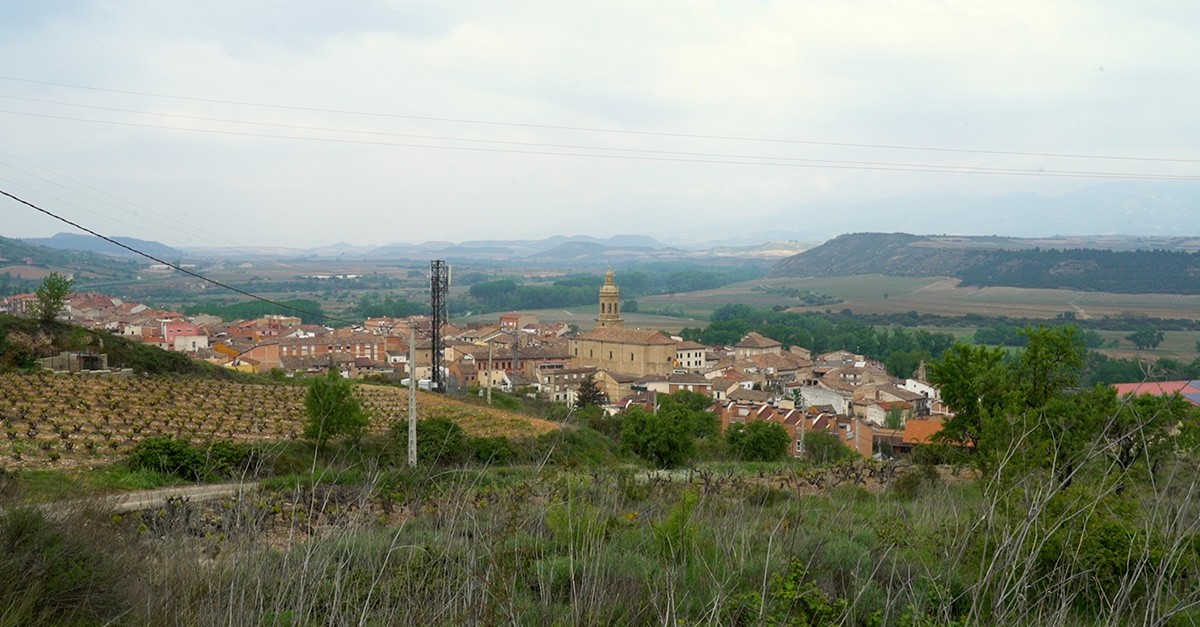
[[768, 233, 1200, 295]]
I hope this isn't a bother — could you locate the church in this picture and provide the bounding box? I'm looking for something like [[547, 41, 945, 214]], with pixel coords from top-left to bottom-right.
[[568, 269, 678, 378]]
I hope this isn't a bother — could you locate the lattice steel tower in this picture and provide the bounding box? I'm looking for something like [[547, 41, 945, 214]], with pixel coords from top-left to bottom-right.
[[430, 259, 449, 392]]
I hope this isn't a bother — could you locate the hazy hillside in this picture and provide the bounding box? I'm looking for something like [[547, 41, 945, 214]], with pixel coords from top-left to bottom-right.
[[0, 234, 138, 287], [25, 232, 185, 260], [768, 232, 1200, 294]]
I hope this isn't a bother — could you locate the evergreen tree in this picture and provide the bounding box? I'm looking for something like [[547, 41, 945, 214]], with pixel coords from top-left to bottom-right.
[[574, 375, 606, 409]]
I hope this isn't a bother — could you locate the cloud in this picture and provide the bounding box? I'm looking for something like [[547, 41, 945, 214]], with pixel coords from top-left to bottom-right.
[[0, 1, 1196, 247]]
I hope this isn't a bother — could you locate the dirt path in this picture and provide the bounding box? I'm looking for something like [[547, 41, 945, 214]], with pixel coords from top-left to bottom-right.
[[16, 482, 260, 517]]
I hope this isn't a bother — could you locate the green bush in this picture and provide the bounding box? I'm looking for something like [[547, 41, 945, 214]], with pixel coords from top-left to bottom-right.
[[468, 436, 518, 465], [526, 426, 621, 467], [0, 507, 127, 625], [620, 406, 694, 468], [127, 437, 204, 480], [803, 430, 855, 465], [202, 440, 254, 477], [126, 437, 253, 480], [414, 417, 469, 465], [726, 420, 790, 462], [889, 464, 941, 500]]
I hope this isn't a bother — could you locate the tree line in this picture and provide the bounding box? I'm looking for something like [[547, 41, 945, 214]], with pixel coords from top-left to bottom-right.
[[680, 304, 956, 378]]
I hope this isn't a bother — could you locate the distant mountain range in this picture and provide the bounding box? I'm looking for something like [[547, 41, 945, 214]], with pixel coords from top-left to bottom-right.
[[16, 232, 790, 267]]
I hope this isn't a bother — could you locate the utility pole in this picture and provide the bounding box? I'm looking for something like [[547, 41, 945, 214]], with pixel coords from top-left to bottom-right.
[[408, 323, 417, 467], [486, 340, 493, 406]]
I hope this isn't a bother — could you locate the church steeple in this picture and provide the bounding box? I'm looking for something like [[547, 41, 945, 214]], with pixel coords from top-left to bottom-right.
[[596, 266, 624, 329]]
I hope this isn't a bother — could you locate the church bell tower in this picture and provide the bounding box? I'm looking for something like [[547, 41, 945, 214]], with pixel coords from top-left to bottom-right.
[[596, 267, 624, 329]]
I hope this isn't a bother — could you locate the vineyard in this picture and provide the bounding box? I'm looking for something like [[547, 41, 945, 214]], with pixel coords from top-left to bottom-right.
[[0, 372, 557, 470]]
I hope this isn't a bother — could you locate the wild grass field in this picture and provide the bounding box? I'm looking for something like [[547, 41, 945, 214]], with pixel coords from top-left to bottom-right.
[[5, 452, 1199, 626]]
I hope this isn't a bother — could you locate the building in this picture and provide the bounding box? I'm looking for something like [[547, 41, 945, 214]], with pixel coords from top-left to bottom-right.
[[595, 267, 624, 329], [569, 269, 678, 378]]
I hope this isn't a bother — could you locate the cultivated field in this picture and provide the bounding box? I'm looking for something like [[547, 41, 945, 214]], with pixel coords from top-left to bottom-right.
[[638, 275, 1200, 321], [0, 372, 557, 471]]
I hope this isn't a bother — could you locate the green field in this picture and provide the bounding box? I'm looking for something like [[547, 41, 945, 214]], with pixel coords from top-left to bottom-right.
[[637, 275, 1200, 322]]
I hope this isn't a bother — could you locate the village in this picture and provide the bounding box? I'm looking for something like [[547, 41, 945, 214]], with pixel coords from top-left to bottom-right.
[[1, 268, 949, 460]]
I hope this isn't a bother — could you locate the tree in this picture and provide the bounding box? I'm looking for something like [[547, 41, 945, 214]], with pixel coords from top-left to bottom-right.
[[30, 272, 73, 324], [1126, 326, 1164, 351], [574, 375, 607, 409], [726, 420, 790, 461], [802, 430, 854, 465], [1015, 325, 1085, 409], [303, 370, 370, 447], [620, 406, 694, 468], [928, 343, 1010, 449], [657, 390, 720, 438]]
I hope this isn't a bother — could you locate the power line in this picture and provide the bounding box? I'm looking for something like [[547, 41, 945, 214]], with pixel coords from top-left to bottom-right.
[[2, 108, 1196, 181], [0, 148, 255, 251], [0, 187, 359, 327], [7, 95, 1200, 178], [2, 74, 1196, 165]]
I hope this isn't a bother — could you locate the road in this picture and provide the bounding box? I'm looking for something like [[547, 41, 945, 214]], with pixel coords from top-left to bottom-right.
[[7, 482, 260, 517]]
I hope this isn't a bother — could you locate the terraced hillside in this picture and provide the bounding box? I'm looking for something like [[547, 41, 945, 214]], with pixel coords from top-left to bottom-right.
[[0, 372, 557, 470]]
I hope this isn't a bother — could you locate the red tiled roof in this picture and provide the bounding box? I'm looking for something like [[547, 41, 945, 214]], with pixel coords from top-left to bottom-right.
[[903, 418, 945, 445], [576, 328, 677, 346]]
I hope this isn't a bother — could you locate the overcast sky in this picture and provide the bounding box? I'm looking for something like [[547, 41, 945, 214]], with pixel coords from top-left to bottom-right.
[[1, 1, 1198, 248]]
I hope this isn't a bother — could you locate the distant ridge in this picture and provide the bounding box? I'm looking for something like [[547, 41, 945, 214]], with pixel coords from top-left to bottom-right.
[[25, 232, 184, 260], [768, 233, 1200, 294]]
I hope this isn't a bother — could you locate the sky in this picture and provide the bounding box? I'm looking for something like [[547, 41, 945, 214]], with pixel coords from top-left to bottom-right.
[[1, 0, 1198, 249]]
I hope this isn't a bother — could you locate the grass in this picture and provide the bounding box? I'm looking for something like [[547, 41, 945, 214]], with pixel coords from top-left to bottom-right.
[[3, 426, 1199, 626], [635, 274, 1200, 322]]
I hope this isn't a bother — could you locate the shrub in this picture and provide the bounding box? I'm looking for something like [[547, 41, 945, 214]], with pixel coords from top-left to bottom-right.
[[803, 430, 855, 465], [127, 438, 253, 480], [0, 507, 127, 625], [468, 436, 518, 465], [620, 406, 694, 469], [526, 426, 620, 467], [726, 420, 790, 462], [127, 437, 204, 480], [202, 440, 254, 478], [414, 417, 469, 465], [889, 464, 941, 500]]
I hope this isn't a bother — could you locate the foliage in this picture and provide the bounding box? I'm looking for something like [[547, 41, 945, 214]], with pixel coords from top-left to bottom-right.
[[927, 342, 1010, 449], [1126, 325, 1165, 350], [725, 420, 790, 462], [657, 389, 720, 439], [725, 559, 848, 625], [574, 375, 606, 409], [802, 430, 854, 465], [126, 437, 254, 480], [127, 437, 205, 480], [351, 293, 425, 319], [620, 406, 695, 468], [413, 417, 469, 465], [303, 371, 370, 447], [682, 305, 954, 367], [0, 507, 127, 626], [30, 272, 73, 324]]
